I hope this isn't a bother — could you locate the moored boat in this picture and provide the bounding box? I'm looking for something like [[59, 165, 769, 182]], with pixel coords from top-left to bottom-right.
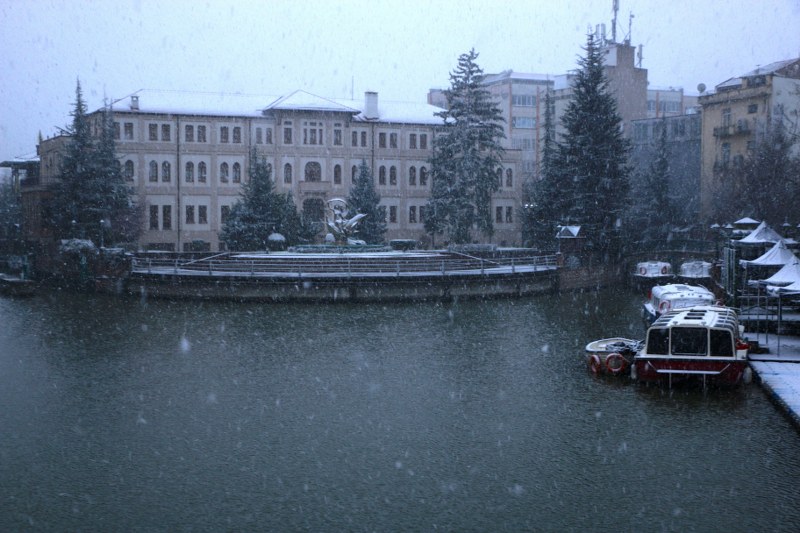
[[633, 306, 752, 387], [642, 283, 716, 326], [0, 273, 36, 297], [585, 337, 643, 376]]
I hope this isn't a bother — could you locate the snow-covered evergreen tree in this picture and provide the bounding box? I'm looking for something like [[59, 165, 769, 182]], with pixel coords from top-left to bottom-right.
[[630, 119, 674, 242], [552, 34, 630, 255], [46, 81, 139, 246], [220, 149, 307, 250], [425, 49, 505, 244], [346, 160, 386, 244]]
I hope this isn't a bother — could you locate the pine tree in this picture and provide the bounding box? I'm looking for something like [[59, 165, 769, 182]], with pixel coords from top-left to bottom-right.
[[46, 81, 139, 247], [346, 160, 386, 244], [631, 119, 674, 242], [220, 149, 307, 250], [425, 49, 506, 244], [552, 34, 631, 256]]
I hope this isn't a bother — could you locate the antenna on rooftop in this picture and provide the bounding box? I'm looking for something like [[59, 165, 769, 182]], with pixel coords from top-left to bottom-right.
[[626, 12, 634, 44], [612, 0, 619, 43]]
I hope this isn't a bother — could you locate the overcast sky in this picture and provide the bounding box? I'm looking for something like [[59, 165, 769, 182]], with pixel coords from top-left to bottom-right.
[[1, 0, 799, 163]]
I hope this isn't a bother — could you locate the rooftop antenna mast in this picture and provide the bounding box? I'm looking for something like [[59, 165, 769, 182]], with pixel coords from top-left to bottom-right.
[[612, 0, 619, 43], [626, 11, 634, 45]]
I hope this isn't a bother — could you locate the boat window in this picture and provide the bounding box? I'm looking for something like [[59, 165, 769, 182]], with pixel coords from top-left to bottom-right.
[[710, 330, 734, 357], [647, 329, 669, 355], [670, 327, 708, 356]]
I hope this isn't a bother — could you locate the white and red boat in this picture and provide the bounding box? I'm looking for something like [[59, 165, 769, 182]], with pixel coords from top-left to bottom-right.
[[641, 283, 716, 326], [584, 337, 643, 376], [633, 306, 752, 387]]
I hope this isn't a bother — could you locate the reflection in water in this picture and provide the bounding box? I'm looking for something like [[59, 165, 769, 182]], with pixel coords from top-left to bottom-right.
[[1, 289, 799, 531]]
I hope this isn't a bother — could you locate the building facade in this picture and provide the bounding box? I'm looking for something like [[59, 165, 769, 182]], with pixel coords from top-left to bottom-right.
[[698, 58, 800, 219], [34, 89, 525, 251]]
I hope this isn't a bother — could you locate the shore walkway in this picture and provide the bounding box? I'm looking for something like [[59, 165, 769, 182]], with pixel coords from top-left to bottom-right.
[[749, 333, 800, 428]]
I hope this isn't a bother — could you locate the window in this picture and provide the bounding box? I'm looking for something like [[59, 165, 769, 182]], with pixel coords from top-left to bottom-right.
[[647, 328, 669, 355], [124, 122, 134, 140], [303, 121, 323, 145], [256, 127, 263, 144], [379, 166, 386, 186], [505, 206, 513, 223], [220, 126, 229, 143], [198, 205, 208, 225], [389, 205, 397, 223], [361, 131, 367, 147], [197, 125, 207, 142], [305, 162, 322, 182], [149, 160, 158, 182], [233, 127, 241, 143], [409, 133, 417, 149], [149, 205, 159, 230], [352, 165, 358, 183], [185, 125, 194, 142], [352, 131, 358, 147], [162, 205, 172, 230], [265, 128, 272, 144], [419, 134, 427, 149], [220, 162, 229, 183], [283, 122, 293, 144], [722, 143, 731, 165], [506, 168, 513, 188], [748, 104, 758, 114], [221, 205, 231, 224], [334, 124, 342, 146], [512, 94, 535, 106], [185, 162, 194, 182], [409, 206, 417, 223], [162, 161, 171, 182], [722, 108, 732, 127], [496, 206, 503, 223], [161, 124, 171, 141], [497, 168, 503, 187], [149, 124, 158, 141], [419, 166, 428, 186], [419, 206, 426, 223], [379, 132, 386, 148], [334, 164, 342, 185], [114, 122, 120, 140], [124, 160, 134, 181], [198, 162, 207, 183], [511, 117, 535, 129], [232, 162, 241, 183], [186, 205, 195, 224], [390, 133, 397, 149], [710, 330, 734, 357], [284, 163, 292, 184], [390, 166, 397, 186], [409, 166, 416, 186], [671, 327, 708, 356]]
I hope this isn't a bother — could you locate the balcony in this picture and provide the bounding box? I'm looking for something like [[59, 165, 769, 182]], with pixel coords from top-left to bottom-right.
[[298, 180, 330, 194], [713, 125, 733, 137]]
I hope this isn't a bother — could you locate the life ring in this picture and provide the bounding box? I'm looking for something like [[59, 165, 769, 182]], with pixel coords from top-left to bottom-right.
[[588, 353, 602, 374], [639, 266, 646, 275], [715, 299, 724, 306], [660, 266, 669, 275], [658, 301, 670, 314], [605, 352, 627, 374]]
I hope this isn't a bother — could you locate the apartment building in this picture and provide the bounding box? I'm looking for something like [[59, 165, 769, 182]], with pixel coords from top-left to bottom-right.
[[646, 87, 699, 118], [698, 58, 800, 218], [35, 89, 525, 251]]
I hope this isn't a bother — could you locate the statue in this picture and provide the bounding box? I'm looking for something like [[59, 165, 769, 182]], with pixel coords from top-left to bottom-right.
[[325, 198, 366, 245]]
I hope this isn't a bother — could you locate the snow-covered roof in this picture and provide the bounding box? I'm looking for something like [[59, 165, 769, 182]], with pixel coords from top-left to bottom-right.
[[715, 59, 800, 92], [750, 256, 800, 287], [483, 70, 552, 85], [734, 217, 760, 226], [736, 221, 784, 245], [106, 88, 444, 125], [740, 240, 797, 267], [556, 225, 581, 238]]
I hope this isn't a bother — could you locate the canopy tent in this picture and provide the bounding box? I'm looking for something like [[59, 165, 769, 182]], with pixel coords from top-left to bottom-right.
[[740, 239, 796, 267], [767, 279, 800, 296], [749, 256, 800, 287], [736, 221, 784, 245]]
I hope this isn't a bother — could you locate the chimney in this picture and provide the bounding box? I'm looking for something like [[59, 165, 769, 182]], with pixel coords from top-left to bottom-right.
[[130, 95, 139, 111], [364, 91, 378, 119]]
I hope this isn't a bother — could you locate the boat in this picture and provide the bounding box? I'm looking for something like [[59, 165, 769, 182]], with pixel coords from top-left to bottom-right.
[[641, 283, 716, 326], [585, 337, 643, 376], [678, 260, 712, 280], [633, 305, 752, 387], [634, 261, 672, 279], [0, 273, 36, 297]]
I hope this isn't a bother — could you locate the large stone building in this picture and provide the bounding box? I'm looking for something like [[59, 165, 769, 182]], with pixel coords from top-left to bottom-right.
[[698, 58, 800, 219], [34, 89, 525, 251]]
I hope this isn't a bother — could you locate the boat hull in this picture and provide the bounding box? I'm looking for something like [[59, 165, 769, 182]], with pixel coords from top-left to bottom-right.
[[633, 358, 749, 386]]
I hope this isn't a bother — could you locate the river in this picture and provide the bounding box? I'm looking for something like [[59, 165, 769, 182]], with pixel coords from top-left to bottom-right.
[[1, 287, 799, 531]]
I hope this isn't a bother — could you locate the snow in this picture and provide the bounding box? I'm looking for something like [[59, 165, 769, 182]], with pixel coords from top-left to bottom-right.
[[736, 221, 784, 245], [750, 361, 800, 426], [749, 256, 800, 287], [740, 240, 797, 267]]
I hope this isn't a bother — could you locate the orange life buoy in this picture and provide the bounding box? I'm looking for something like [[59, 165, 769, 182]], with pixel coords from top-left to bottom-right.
[[661, 266, 669, 275], [639, 266, 647, 275], [715, 299, 724, 306], [588, 353, 602, 374], [658, 300, 670, 314], [605, 353, 627, 374]]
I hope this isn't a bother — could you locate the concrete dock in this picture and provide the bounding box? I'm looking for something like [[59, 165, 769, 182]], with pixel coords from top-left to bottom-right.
[[748, 333, 800, 429]]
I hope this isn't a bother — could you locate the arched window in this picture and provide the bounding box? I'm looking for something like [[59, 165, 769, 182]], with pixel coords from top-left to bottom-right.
[[506, 168, 513, 188], [149, 160, 158, 182], [334, 164, 342, 185], [409, 166, 416, 186], [124, 160, 134, 181], [389, 166, 397, 186], [198, 162, 207, 183], [220, 162, 229, 183], [496, 167, 503, 188], [284, 163, 292, 184], [185, 162, 194, 182], [379, 166, 386, 186], [162, 161, 171, 182], [304, 161, 321, 182], [419, 166, 428, 187], [352, 165, 358, 183], [232, 162, 241, 183]]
